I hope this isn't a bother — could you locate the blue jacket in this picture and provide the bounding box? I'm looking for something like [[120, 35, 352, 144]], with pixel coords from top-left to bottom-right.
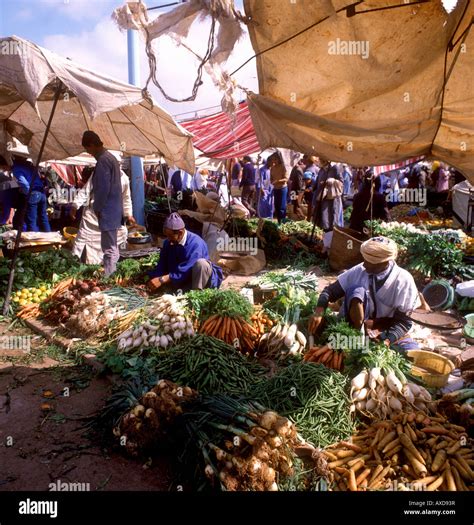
[[92, 150, 123, 231], [149, 231, 223, 290], [12, 161, 44, 194]]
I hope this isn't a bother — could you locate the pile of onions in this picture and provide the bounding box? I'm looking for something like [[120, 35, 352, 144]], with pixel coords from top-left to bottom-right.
[[205, 409, 299, 491], [117, 294, 194, 352], [113, 379, 198, 457], [66, 292, 123, 337], [350, 368, 433, 419]]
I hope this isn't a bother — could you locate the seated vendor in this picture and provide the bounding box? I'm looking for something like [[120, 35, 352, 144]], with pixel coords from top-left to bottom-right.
[[148, 212, 223, 292], [309, 236, 421, 348]]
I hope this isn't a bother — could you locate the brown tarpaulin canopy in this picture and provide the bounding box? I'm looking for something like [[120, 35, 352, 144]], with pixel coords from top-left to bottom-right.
[[244, 0, 474, 182]]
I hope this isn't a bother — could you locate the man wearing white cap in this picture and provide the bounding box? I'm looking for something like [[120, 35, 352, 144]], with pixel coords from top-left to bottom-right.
[[309, 236, 421, 347], [148, 212, 223, 292]]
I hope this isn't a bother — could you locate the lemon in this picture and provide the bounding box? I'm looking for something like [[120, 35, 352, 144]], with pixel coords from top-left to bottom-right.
[[40, 285, 47, 292], [13, 296, 20, 303], [19, 299, 27, 306]]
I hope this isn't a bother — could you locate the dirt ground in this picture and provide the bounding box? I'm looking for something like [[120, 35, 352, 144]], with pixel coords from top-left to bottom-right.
[[0, 322, 173, 492]]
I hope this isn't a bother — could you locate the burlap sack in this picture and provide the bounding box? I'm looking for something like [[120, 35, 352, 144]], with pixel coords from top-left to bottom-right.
[[217, 249, 266, 275]]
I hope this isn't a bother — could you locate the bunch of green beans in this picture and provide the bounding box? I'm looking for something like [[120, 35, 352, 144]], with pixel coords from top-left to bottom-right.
[[250, 362, 355, 448], [154, 335, 265, 396]]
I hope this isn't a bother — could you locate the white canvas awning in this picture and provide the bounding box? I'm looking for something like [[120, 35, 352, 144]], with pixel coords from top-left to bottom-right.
[[243, 0, 474, 182], [0, 36, 195, 173]]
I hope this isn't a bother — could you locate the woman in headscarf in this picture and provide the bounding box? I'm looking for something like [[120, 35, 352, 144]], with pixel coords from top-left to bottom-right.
[[308, 236, 421, 349]]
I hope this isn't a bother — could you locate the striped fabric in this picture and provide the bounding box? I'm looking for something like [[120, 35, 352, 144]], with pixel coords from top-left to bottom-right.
[[180, 101, 260, 160], [373, 157, 424, 176], [49, 163, 84, 186]]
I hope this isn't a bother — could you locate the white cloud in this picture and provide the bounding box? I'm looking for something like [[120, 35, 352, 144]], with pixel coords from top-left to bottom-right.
[[36, 0, 116, 21], [40, 8, 258, 119], [15, 8, 33, 20]]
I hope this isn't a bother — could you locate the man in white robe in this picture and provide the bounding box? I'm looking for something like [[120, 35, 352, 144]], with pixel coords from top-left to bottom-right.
[[71, 170, 135, 264], [309, 236, 421, 347]]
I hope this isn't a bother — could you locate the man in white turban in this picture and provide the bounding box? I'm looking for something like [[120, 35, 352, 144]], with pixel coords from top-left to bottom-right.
[[309, 236, 421, 348]]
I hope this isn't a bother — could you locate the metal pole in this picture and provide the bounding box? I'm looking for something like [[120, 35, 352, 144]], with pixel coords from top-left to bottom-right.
[[2, 82, 64, 315], [127, 28, 145, 226]]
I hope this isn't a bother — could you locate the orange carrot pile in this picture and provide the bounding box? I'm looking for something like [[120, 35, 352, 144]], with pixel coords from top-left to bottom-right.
[[250, 309, 274, 336], [199, 315, 259, 354], [304, 345, 344, 371]]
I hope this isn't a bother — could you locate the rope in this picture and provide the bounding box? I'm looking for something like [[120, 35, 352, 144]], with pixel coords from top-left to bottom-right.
[[142, 11, 217, 102]]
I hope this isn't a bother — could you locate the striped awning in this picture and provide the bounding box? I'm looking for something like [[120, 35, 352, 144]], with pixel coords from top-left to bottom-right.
[[49, 163, 85, 186], [373, 157, 424, 176], [180, 101, 260, 160]]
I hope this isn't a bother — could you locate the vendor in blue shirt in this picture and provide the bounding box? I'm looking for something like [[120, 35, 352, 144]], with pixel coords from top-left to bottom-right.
[[148, 212, 223, 292]]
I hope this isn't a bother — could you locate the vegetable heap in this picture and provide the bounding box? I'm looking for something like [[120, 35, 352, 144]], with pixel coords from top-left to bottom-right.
[[257, 321, 307, 359], [251, 363, 354, 448], [321, 411, 473, 491], [186, 288, 253, 322], [349, 368, 432, 420], [42, 278, 105, 323], [152, 334, 266, 396], [177, 395, 300, 491], [66, 288, 146, 338], [199, 314, 259, 355], [249, 269, 318, 293], [113, 379, 198, 457], [117, 294, 194, 352]]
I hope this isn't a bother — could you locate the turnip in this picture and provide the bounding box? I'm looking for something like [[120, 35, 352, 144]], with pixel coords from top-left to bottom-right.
[[385, 370, 403, 394], [368, 367, 381, 390], [160, 335, 169, 347], [174, 330, 182, 339], [351, 370, 368, 390]]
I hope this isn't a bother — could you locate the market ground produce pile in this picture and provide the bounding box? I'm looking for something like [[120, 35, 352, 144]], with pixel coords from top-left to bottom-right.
[[0, 216, 473, 492]]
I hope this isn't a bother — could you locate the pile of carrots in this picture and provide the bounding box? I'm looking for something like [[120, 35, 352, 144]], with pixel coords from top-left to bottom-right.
[[250, 308, 274, 336], [322, 411, 473, 491], [199, 315, 260, 354], [303, 345, 344, 371]]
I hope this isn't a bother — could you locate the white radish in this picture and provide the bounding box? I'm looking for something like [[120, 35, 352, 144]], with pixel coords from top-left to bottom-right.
[[166, 335, 173, 343], [126, 337, 133, 348], [368, 367, 381, 390], [289, 341, 300, 355], [385, 371, 403, 394], [295, 331, 307, 348], [160, 335, 169, 347], [174, 330, 182, 339], [408, 382, 421, 397], [365, 398, 377, 412], [121, 329, 133, 339], [284, 324, 298, 347], [354, 388, 368, 401], [388, 395, 403, 411], [417, 386, 432, 402], [133, 337, 143, 348], [351, 370, 368, 390], [356, 400, 366, 411], [402, 384, 415, 404]]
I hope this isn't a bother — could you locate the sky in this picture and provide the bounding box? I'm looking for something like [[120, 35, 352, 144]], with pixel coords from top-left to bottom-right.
[[0, 0, 258, 120]]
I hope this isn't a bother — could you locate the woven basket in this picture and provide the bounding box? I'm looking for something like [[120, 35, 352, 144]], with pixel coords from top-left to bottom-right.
[[329, 226, 366, 272], [407, 349, 455, 388]]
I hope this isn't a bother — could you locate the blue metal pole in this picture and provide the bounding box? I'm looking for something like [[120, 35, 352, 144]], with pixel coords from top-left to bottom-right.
[[127, 28, 145, 226]]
